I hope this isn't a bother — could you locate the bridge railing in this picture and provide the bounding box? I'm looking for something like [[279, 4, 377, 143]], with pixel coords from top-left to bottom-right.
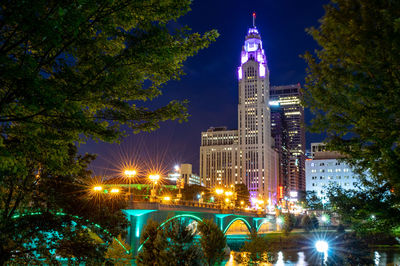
[[126, 199, 267, 217]]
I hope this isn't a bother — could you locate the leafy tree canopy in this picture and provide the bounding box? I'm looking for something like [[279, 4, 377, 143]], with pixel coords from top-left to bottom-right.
[[327, 183, 400, 236], [303, 0, 400, 192], [198, 219, 226, 266], [136, 218, 202, 266], [304, 191, 323, 210], [0, 0, 217, 263]]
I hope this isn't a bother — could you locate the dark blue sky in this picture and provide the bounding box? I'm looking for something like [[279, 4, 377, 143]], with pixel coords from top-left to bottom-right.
[[80, 0, 328, 177]]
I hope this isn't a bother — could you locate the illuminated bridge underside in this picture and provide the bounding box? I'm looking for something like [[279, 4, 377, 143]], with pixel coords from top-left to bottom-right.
[[124, 202, 276, 255]]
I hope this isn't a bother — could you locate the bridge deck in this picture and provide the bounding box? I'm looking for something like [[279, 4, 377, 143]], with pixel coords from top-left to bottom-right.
[[126, 201, 268, 217]]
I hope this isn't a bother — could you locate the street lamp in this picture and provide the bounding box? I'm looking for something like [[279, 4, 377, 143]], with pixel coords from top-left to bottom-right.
[[124, 169, 136, 201], [315, 240, 329, 265], [110, 188, 120, 194], [215, 189, 224, 207], [93, 186, 103, 192], [149, 174, 160, 202]]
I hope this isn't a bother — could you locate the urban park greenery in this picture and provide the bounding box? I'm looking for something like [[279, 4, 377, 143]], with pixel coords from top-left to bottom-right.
[[0, 0, 218, 263], [303, 0, 400, 193], [198, 219, 227, 266]]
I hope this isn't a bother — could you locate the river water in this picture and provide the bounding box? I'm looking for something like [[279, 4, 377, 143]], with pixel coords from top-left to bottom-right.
[[223, 238, 400, 265], [224, 249, 400, 265]]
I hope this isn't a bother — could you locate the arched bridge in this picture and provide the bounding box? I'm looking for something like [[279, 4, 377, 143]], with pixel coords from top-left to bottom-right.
[[124, 202, 277, 255]]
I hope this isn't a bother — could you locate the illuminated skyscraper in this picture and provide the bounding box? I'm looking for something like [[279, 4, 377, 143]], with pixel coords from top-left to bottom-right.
[[270, 84, 306, 193], [237, 26, 278, 199], [200, 19, 278, 201]]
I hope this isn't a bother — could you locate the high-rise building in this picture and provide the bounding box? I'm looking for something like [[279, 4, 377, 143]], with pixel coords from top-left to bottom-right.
[[200, 23, 278, 201], [166, 163, 201, 186], [270, 104, 288, 199], [305, 143, 365, 201], [270, 84, 306, 194]]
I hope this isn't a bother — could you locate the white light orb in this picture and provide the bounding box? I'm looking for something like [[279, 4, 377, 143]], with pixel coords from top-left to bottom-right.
[[315, 240, 329, 253]]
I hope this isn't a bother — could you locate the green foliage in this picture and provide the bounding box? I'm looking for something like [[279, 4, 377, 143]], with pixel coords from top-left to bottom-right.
[[303, 0, 400, 193], [136, 218, 202, 266], [104, 235, 132, 266], [2, 146, 129, 265], [304, 191, 323, 210], [301, 215, 313, 233], [0, 0, 217, 263], [327, 183, 400, 236], [311, 215, 319, 230], [239, 230, 276, 264], [282, 213, 296, 236], [198, 219, 227, 266], [136, 220, 164, 266]]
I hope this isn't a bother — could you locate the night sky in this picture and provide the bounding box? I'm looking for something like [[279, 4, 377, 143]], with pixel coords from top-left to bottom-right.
[[79, 0, 329, 177]]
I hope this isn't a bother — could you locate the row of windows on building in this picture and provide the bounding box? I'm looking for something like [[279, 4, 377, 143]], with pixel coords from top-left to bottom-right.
[[310, 162, 342, 166], [311, 182, 358, 188], [311, 175, 351, 180], [310, 168, 350, 173]]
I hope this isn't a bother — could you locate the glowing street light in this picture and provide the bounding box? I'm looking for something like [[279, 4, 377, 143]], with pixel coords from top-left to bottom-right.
[[215, 189, 224, 195], [315, 240, 329, 265], [124, 169, 136, 201], [149, 174, 160, 202], [93, 186, 103, 192], [225, 191, 233, 197], [315, 240, 328, 253], [163, 196, 171, 201], [149, 174, 160, 184], [110, 188, 120, 194], [124, 169, 137, 178]]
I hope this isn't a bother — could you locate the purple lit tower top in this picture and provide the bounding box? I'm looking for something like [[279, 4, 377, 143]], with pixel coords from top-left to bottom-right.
[[237, 16, 277, 202], [238, 25, 268, 80]]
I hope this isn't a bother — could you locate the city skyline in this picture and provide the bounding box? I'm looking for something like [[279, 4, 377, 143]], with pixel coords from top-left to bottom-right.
[[79, 1, 329, 177]]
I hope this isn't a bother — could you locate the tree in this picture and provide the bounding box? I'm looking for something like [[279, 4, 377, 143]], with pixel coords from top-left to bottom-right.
[[2, 146, 129, 265], [304, 191, 323, 210], [136, 220, 165, 266], [310, 215, 319, 230], [301, 215, 313, 233], [282, 213, 296, 236], [240, 229, 276, 264], [136, 218, 202, 266], [326, 183, 400, 236], [198, 219, 227, 266], [159, 218, 202, 266], [104, 235, 132, 266], [302, 0, 400, 193], [0, 0, 217, 263]]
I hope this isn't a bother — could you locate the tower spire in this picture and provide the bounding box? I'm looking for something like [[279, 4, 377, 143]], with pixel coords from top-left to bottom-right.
[[252, 12, 256, 27]]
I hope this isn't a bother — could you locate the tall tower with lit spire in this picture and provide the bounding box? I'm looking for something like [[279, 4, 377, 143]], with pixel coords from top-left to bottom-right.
[[199, 14, 278, 203], [237, 14, 277, 199]]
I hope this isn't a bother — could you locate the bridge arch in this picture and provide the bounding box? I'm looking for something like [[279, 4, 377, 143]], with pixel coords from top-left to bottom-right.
[[11, 211, 130, 253], [256, 220, 271, 233], [137, 213, 204, 253], [223, 217, 252, 235]]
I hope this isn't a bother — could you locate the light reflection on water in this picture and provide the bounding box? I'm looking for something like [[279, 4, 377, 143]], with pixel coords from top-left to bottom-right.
[[224, 249, 400, 265]]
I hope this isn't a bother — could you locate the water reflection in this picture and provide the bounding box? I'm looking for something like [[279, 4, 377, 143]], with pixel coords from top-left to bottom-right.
[[224, 249, 400, 265]]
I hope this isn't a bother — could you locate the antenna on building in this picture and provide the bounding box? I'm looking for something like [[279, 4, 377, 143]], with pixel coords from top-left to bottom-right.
[[252, 12, 256, 27]]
